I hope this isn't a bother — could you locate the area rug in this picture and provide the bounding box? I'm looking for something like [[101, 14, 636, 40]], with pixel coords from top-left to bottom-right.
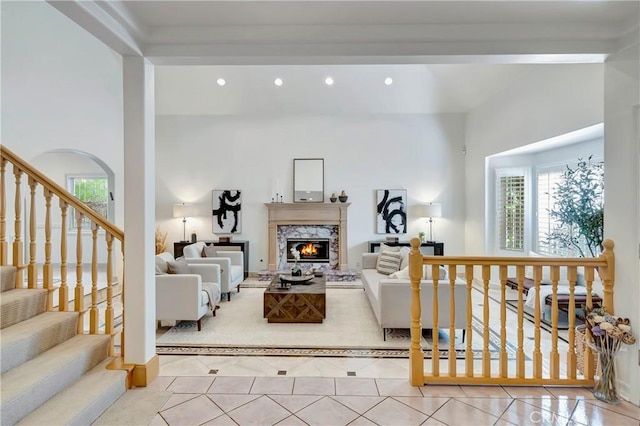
[[156, 286, 517, 359]]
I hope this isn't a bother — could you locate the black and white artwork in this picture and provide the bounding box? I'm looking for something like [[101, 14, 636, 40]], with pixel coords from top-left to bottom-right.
[[212, 190, 242, 234], [376, 189, 407, 234]]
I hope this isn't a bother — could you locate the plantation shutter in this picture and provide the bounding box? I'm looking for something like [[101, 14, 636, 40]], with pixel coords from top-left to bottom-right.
[[536, 167, 565, 255], [497, 173, 525, 251]]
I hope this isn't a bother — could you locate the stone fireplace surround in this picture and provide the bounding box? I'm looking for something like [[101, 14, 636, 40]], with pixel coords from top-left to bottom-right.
[[265, 203, 350, 271], [278, 226, 337, 270]]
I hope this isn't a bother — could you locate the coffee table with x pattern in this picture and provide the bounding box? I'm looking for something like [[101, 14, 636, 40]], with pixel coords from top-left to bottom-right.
[[263, 275, 326, 323]]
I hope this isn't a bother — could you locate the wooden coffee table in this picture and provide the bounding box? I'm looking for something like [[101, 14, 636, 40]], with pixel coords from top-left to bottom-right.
[[263, 275, 326, 323]]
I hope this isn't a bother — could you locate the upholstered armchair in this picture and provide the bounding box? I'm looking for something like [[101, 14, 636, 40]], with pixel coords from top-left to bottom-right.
[[182, 242, 244, 301], [155, 252, 222, 331]]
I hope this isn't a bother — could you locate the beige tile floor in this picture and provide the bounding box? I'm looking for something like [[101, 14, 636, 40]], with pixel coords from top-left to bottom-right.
[[139, 355, 640, 426]]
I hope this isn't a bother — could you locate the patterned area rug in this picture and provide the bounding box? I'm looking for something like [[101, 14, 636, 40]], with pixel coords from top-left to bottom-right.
[[156, 286, 518, 359]]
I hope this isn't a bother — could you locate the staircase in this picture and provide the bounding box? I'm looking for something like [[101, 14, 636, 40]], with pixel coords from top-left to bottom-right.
[[0, 265, 127, 425]]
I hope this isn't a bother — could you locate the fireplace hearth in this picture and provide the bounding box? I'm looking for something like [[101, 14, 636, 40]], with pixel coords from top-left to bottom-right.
[[287, 238, 330, 263]]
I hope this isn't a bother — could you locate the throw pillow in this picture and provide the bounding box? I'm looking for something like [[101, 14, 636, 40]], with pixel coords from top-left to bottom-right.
[[167, 259, 191, 274], [398, 247, 411, 270], [202, 245, 219, 258], [423, 265, 448, 280], [155, 256, 169, 275], [376, 251, 403, 275], [389, 266, 410, 279], [379, 243, 401, 254]]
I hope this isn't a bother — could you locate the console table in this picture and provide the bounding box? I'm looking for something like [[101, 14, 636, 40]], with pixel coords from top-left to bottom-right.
[[368, 240, 444, 256], [174, 240, 250, 279]]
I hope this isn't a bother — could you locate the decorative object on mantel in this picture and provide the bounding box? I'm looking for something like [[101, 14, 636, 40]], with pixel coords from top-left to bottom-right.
[[290, 247, 302, 276], [330, 193, 337, 203], [418, 232, 426, 243], [583, 306, 636, 404], [376, 189, 407, 234], [271, 193, 284, 203], [385, 236, 399, 243], [219, 236, 231, 243], [212, 190, 242, 234], [339, 190, 348, 203]]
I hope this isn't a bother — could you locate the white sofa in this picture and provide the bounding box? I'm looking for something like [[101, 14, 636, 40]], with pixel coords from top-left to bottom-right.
[[155, 252, 222, 331], [361, 253, 468, 340], [182, 242, 244, 301]]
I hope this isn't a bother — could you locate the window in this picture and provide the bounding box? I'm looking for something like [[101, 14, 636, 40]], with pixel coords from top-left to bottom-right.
[[536, 158, 604, 257], [67, 176, 108, 230], [497, 172, 525, 251], [536, 166, 565, 255]]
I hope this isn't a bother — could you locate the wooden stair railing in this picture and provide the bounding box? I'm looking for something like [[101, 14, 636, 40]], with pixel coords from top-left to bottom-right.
[[0, 145, 126, 363], [408, 237, 615, 387]]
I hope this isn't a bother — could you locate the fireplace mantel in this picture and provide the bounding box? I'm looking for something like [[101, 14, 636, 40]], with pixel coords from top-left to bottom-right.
[[265, 203, 350, 270]]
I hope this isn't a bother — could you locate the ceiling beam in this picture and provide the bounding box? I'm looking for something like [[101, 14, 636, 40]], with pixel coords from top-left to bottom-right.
[[47, 0, 143, 56]]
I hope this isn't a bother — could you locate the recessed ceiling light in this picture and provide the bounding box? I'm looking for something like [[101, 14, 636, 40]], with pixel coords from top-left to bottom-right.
[[384, 77, 393, 85], [325, 77, 334, 86], [216, 78, 226, 86], [274, 78, 283, 86]]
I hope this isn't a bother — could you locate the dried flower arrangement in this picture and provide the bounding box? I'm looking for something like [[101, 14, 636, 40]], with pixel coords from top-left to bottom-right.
[[584, 306, 636, 349], [583, 306, 636, 403], [155, 226, 167, 255]]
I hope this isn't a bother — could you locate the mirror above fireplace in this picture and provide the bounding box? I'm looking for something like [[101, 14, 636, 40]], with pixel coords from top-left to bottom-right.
[[293, 158, 324, 203]]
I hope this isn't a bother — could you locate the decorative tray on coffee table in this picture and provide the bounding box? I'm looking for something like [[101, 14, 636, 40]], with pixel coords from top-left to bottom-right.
[[279, 275, 314, 285]]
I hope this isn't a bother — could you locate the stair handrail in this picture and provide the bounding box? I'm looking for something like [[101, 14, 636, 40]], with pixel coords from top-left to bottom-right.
[[0, 145, 123, 241]]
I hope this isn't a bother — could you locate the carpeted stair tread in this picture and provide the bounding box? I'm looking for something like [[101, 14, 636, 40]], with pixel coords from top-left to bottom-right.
[[1, 265, 16, 292], [17, 358, 127, 426], [1, 311, 79, 374], [0, 334, 110, 426], [0, 288, 47, 329]]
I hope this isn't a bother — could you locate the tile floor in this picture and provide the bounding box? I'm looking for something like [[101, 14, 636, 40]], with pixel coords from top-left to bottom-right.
[[138, 355, 640, 426]]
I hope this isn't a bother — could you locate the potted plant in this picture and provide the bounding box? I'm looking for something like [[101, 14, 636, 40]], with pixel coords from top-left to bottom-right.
[[547, 155, 604, 257], [418, 232, 426, 243]]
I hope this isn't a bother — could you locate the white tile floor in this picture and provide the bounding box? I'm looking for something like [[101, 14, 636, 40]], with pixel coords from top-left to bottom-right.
[[135, 355, 640, 426]]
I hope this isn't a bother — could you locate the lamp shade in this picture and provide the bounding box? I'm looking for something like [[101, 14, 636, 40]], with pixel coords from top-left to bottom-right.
[[422, 202, 442, 218], [173, 203, 194, 218]]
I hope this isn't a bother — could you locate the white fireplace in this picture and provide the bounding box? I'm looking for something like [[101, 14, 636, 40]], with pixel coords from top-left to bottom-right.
[[265, 203, 350, 271]]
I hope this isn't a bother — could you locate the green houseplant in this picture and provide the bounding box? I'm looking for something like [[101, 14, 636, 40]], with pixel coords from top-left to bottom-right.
[[547, 156, 604, 257]]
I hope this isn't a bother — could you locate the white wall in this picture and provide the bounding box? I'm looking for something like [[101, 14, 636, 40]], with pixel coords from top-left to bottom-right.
[[604, 42, 640, 405], [155, 114, 467, 271], [464, 64, 604, 255], [1, 0, 124, 230]]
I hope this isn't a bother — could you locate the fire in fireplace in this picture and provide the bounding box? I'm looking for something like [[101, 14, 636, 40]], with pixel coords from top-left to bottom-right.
[[287, 238, 330, 263]]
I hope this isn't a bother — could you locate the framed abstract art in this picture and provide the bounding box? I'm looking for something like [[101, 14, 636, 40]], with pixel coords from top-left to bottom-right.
[[212, 190, 242, 234], [376, 189, 407, 234]]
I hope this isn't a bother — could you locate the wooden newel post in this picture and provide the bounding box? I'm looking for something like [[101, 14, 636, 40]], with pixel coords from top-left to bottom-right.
[[409, 237, 424, 386], [599, 239, 615, 314]]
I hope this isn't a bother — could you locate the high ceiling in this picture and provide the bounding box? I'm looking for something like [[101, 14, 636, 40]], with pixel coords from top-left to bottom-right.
[[49, 1, 638, 65], [45, 1, 635, 116]]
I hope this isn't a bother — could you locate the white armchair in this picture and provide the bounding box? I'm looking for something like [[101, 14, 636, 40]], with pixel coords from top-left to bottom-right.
[[182, 242, 244, 301], [155, 253, 222, 331]]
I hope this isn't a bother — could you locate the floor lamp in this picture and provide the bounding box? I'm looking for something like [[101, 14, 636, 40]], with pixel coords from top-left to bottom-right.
[[422, 202, 442, 243], [173, 203, 194, 242]]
